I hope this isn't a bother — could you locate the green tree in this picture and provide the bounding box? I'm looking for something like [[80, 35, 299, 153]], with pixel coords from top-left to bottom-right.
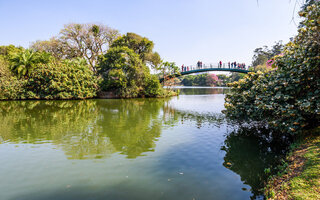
[[252, 41, 284, 68], [217, 74, 228, 86], [0, 45, 24, 58], [181, 75, 195, 86], [97, 46, 163, 98], [111, 32, 161, 69]]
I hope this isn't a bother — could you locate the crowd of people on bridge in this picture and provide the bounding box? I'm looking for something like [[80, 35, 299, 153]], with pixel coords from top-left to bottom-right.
[[227, 62, 246, 69], [181, 61, 247, 72]]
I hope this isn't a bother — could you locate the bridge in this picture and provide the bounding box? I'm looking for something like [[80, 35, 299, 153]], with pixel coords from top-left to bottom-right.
[[159, 67, 249, 83]]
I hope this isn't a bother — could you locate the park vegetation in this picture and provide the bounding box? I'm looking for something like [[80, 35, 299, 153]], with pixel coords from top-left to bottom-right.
[[179, 74, 217, 86], [179, 73, 246, 87], [223, 1, 320, 198], [224, 1, 319, 135], [0, 24, 175, 100]]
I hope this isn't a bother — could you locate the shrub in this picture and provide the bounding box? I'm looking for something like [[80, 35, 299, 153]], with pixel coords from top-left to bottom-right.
[[223, 2, 320, 134], [26, 59, 99, 99], [144, 75, 164, 97], [0, 56, 27, 100], [0, 76, 27, 100]]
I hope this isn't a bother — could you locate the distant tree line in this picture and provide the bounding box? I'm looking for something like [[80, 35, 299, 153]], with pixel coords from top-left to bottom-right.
[[179, 73, 246, 87]]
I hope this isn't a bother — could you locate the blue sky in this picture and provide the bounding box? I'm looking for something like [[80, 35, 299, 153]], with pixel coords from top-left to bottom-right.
[[0, 0, 302, 66]]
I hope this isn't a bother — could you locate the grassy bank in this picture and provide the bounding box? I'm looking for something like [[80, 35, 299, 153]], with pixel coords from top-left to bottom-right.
[[265, 128, 320, 200]]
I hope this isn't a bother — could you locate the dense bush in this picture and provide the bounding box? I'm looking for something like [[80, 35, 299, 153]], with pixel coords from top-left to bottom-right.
[[0, 58, 99, 100], [26, 59, 99, 99], [0, 76, 27, 100], [223, 2, 320, 134], [0, 56, 27, 99]]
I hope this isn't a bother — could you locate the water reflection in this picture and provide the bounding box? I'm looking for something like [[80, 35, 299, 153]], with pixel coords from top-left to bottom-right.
[[0, 99, 170, 159], [178, 87, 229, 95], [0, 97, 226, 160], [0, 88, 293, 200], [221, 126, 292, 199]]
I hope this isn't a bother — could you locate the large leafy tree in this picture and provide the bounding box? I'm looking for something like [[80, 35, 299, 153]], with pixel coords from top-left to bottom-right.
[[97, 46, 163, 98], [111, 32, 161, 69]]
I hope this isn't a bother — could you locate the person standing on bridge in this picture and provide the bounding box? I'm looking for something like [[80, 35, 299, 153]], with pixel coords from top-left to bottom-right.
[[219, 61, 222, 68], [181, 64, 184, 72], [228, 62, 230, 68], [187, 66, 189, 71]]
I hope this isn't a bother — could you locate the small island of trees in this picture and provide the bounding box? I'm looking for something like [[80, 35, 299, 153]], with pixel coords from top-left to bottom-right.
[[0, 24, 178, 100]]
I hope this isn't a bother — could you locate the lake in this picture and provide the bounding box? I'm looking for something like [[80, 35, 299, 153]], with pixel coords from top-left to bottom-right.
[[0, 87, 290, 200]]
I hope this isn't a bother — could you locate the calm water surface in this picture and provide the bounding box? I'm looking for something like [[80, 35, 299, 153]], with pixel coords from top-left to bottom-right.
[[0, 87, 290, 200]]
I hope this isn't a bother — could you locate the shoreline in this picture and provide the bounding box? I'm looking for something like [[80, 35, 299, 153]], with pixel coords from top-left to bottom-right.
[[264, 128, 320, 199]]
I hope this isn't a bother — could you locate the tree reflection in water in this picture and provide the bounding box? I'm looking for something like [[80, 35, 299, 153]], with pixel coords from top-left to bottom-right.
[[0, 99, 170, 159], [0, 99, 293, 198], [221, 126, 293, 199]]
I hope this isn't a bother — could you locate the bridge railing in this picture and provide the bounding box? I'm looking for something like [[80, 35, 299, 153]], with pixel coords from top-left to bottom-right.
[[180, 63, 248, 72]]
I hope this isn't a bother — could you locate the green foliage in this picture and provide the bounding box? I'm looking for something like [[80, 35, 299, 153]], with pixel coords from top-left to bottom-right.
[[97, 46, 164, 98], [0, 30, 168, 100], [111, 32, 161, 68], [144, 75, 164, 97], [180, 75, 194, 86], [221, 126, 292, 198], [289, 136, 320, 200], [1, 57, 98, 100], [252, 41, 284, 68], [0, 45, 23, 58], [26, 58, 98, 99], [8, 49, 51, 78], [0, 76, 27, 100], [224, 2, 320, 135], [0, 56, 10, 77], [254, 63, 271, 73], [145, 51, 161, 68], [264, 131, 320, 200], [0, 55, 27, 100], [229, 72, 246, 82], [111, 32, 154, 61], [180, 74, 216, 86], [0, 98, 168, 159]]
